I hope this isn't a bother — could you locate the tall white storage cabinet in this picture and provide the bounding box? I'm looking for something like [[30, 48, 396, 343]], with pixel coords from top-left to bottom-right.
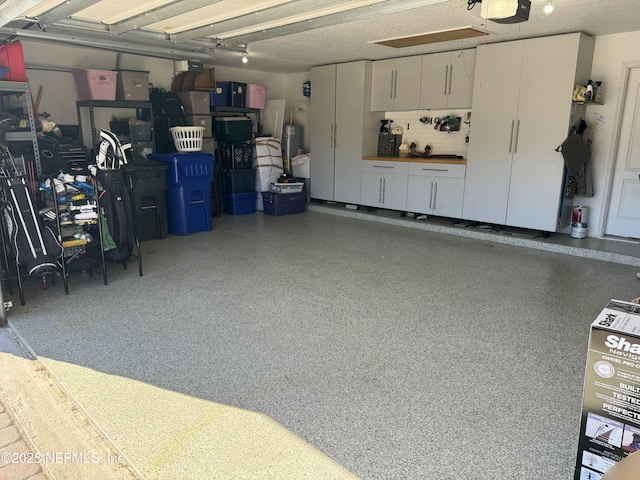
[[462, 33, 594, 232], [310, 61, 382, 203]]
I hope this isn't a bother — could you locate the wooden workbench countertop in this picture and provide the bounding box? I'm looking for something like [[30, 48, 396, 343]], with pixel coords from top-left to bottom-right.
[[362, 156, 467, 165]]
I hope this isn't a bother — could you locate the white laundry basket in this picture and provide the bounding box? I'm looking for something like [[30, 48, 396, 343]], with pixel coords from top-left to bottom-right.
[[170, 126, 204, 152]]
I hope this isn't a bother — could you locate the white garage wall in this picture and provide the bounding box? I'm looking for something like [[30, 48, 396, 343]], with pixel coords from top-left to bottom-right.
[[19, 39, 308, 136], [580, 31, 640, 238]]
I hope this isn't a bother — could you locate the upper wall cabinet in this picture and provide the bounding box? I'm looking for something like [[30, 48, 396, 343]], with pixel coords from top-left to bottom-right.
[[370, 56, 422, 111], [419, 49, 476, 110]]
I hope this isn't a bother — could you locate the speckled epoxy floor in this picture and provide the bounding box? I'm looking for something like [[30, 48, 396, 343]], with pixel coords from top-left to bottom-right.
[[5, 207, 640, 479]]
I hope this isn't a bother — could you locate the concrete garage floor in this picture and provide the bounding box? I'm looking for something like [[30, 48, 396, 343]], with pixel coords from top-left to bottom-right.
[[3, 205, 640, 480]]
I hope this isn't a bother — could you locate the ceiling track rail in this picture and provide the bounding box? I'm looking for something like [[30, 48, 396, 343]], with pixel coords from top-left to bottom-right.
[[20, 17, 247, 54], [0, 26, 215, 61]]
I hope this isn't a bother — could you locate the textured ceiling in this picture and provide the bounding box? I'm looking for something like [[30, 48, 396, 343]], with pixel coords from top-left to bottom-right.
[[2, 0, 639, 73]]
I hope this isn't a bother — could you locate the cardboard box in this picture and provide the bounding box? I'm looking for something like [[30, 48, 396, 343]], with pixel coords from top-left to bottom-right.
[[176, 91, 210, 115], [574, 299, 640, 479], [117, 70, 150, 101]]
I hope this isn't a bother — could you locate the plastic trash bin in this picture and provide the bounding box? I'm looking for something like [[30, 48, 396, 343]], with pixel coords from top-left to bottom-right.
[[148, 152, 214, 235]]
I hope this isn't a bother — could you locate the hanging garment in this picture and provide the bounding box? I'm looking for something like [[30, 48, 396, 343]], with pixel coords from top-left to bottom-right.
[[557, 131, 594, 197]]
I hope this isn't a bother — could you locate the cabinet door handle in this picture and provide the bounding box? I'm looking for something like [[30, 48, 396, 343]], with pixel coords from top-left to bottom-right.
[[429, 181, 434, 210], [330, 122, 334, 148], [444, 65, 448, 96], [390, 70, 394, 99], [421, 168, 448, 172], [334, 123, 337, 148], [514, 120, 520, 153], [433, 182, 438, 211], [379, 177, 383, 203], [508, 120, 515, 153], [373, 165, 394, 169], [448, 64, 453, 96], [393, 70, 398, 99], [382, 177, 386, 203]]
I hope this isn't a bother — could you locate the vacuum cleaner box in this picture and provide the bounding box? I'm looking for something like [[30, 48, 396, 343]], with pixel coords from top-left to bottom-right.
[[574, 299, 640, 479]]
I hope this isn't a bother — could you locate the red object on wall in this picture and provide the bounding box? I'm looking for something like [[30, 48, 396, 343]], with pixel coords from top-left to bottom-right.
[[0, 40, 27, 82]]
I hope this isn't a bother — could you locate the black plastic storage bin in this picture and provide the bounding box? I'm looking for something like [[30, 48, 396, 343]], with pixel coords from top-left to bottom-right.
[[220, 81, 246, 107], [219, 141, 253, 168], [221, 168, 256, 194], [262, 191, 306, 216], [123, 160, 169, 242], [215, 119, 253, 143]]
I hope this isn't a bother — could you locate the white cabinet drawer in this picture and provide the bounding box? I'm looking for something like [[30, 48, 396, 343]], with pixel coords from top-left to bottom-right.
[[361, 160, 408, 174], [408, 162, 466, 178]]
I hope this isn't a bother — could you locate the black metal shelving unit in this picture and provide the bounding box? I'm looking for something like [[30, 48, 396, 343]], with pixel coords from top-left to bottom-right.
[[1, 81, 43, 176], [76, 99, 154, 156]]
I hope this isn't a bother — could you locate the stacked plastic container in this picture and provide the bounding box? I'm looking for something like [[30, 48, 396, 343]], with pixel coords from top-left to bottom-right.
[[215, 116, 257, 215], [220, 144, 256, 215]]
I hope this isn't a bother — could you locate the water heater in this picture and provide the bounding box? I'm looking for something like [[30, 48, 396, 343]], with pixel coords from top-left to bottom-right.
[[282, 124, 304, 175]]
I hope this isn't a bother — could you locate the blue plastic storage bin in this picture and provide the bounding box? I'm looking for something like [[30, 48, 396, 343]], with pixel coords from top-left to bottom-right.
[[224, 192, 256, 215], [210, 82, 229, 107], [262, 191, 306, 216], [149, 152, 213, 187], [148, 152, 214, 235]]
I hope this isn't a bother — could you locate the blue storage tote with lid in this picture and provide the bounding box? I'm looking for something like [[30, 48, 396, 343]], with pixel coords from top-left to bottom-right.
[[224, 192, 256, 215], [148, 152, 214, 235], [210, 82, 229, 107], [261, 191, 306, 216]]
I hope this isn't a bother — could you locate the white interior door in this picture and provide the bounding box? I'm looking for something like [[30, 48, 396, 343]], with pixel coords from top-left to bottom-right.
[[262, 99, 285, 138], [605, 66, 640, 238]]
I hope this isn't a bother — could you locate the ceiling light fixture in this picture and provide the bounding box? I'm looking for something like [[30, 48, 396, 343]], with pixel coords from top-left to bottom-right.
[[544, 1, 554, 14], [242, 54, 248, 64]]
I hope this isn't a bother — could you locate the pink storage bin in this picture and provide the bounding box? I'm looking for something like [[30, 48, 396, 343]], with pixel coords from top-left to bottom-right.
[[245, 84, 267, 109], [74, 69, 117, 100]]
